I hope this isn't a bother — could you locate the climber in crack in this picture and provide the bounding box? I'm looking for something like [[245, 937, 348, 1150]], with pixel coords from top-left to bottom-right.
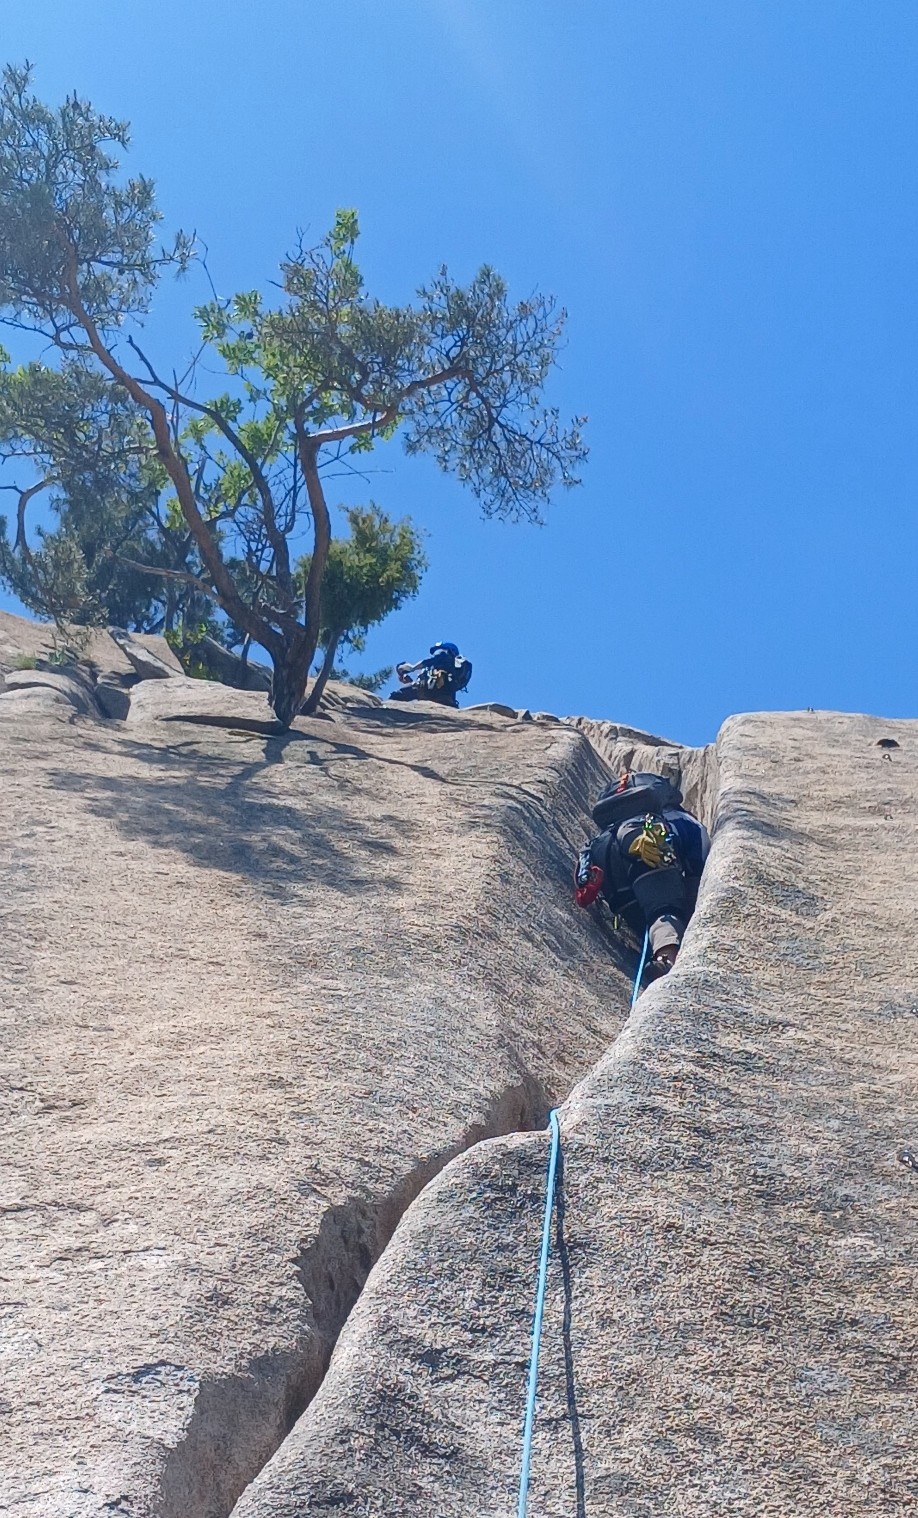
[[574, 770, 710, 975], [388, 641, 472, 708]]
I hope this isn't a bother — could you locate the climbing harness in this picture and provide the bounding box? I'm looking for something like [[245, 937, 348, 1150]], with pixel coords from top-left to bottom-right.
[[517, 931, 649, 1516]]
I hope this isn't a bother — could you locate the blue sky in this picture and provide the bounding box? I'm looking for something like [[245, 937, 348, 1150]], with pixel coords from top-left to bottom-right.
[[2, 1, 916, 745]]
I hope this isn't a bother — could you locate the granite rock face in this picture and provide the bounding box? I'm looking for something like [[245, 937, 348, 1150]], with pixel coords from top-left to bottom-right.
[[0, 611, 183, 722], [0, 649, 682, 1518], [2, 602, 913, 1518], [234, 711, 917, 1518], [1, 667, 97, 715], [0, 609, 179, 682], [108, 626, 184, 680]]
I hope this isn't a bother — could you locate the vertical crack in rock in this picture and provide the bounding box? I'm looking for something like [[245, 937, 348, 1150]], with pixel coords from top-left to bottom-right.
[[214, 739, 722, 1518], [155, 1077, 548, 1518]]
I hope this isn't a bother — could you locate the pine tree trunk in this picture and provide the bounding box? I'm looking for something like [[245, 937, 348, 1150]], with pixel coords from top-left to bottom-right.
[[300, 630, 342, 716], [269, 648, 310, 729]]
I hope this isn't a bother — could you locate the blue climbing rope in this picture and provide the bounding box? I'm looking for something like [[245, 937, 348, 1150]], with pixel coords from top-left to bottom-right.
[[517, 1107, 561, 1518], [631, 928, 650, 1009], [516, 930, 650, 1513]]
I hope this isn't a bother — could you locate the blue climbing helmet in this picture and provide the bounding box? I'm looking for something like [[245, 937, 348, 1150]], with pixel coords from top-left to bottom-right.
[[430, 641, 459, 655]]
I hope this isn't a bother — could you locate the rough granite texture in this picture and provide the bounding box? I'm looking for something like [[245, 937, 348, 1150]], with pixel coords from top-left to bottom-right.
[[2, 605, 913, 1518], [0, 609, 181, 682], [0, 614, 696, 1518], [233, 711, 917, 1518]]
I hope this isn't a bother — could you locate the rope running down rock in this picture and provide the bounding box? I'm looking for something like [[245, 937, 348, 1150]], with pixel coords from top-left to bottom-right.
[[517, 930, 650, 1515]]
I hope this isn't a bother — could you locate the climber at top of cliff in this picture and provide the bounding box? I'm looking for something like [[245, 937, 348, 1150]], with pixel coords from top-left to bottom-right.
[[388, 642, 473, 708], [574, 770, 710, 974]]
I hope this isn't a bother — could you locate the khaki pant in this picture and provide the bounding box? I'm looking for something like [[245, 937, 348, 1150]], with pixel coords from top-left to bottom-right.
[[648, 911, 687, 955]]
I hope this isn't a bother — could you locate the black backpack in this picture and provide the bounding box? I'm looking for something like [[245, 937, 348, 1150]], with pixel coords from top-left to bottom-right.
[[591, 770, 682, 831], [451, 655, 472, 693]]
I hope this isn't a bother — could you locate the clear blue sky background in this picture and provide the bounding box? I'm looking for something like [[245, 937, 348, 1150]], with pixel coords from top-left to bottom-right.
[[2, 1, 916, 745]]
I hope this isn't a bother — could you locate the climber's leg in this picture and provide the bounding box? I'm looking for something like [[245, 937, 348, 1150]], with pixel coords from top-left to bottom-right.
[[649, 911, 686, 971]]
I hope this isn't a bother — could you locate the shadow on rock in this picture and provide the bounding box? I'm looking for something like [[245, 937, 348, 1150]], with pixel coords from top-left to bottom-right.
[[46, 736, 406, 900]]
